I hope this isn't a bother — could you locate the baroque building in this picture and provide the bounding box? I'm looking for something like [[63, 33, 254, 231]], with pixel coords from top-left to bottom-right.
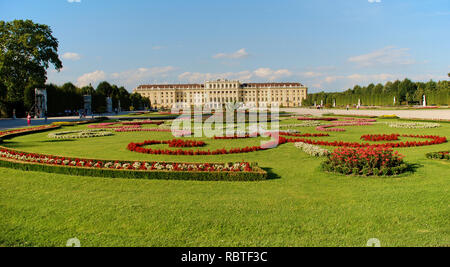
[[133, 79, 308, 108]]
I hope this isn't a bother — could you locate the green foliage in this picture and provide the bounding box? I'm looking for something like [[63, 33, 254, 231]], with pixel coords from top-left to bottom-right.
[[304, 78, 450, 107], [426, 151, 450, 160], [0, 20, 62, 116]]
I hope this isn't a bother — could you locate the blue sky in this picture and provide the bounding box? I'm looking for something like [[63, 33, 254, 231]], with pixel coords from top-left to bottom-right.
[[1, 0, 449, 92]]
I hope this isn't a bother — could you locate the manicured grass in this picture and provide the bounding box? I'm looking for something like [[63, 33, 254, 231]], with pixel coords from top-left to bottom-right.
[[0, 118, 449, 247]]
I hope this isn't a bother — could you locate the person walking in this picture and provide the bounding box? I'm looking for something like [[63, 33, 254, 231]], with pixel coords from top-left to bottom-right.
[[27, 113, 31, 126], [346, 104, 349, 111]]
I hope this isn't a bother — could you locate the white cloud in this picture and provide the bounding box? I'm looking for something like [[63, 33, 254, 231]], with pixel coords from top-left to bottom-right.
[[110, 66, 175, 86], [61, 52, 81, 61], [368, 0, 381, 3], [76, 70, 106, 87], [213, 48, 249, 59], [324, 73, 397, 84], [300, 71, 323, 78], [348, 46, 415, 67], [67, 0, 81, 3], [178, 68, 293, 83]]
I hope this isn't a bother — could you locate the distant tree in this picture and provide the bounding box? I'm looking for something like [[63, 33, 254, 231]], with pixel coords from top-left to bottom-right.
[[0, 20, 62, 117]]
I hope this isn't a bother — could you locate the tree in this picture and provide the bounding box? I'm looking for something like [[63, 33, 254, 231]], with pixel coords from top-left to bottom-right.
[[0, 20, 62, 117]]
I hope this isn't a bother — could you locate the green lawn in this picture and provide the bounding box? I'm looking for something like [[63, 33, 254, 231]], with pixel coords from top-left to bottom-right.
[[0, 119, 449, 247]]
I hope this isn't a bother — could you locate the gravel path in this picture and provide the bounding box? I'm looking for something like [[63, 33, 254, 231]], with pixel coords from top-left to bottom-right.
[[281, 108, 450, 120]]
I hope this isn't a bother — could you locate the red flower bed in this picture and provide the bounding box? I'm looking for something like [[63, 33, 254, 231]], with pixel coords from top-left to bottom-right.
[[128, 132, 330, 155], [361, 134, 400, 142], [121, 121, 164, 126], [316, 118, 376, 132], [298, 117, 337, 121], [213, 132, 329, 140], [322, 146, 408, 176], [293, 134, 447, 148]]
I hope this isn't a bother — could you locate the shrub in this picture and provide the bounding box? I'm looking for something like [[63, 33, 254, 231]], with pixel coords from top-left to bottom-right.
[[322, 146, 408, 176], [426, 151, 450, 160]]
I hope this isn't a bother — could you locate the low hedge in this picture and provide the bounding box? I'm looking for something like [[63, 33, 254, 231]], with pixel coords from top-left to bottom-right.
[[0, 158, 267, 181], [426, 151, 450, 160]]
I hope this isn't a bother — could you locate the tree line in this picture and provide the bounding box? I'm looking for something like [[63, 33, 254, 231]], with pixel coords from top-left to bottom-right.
[[43, 81, 150, 116], [0, 19, 149, 118], [303, 78, 450, 107]]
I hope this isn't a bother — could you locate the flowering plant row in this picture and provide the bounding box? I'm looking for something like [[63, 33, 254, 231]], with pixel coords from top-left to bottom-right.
[[297, 117, 337, 121], [0, 146, 267, 181], [322, 146, 408, 176], [286, 134, 447, 148], [294, 142, 330, 157], [114, 127, 192, 137], [388, 122, 441, 129], [316, 118, 375, 132], [426, 151, 450, 160], [360, 134, 400, 142], [128, 132, 330, 156], [88, 122, 120, 128], [48, 129, 113, 139], [121, 120, 164, 126], [280, 121, 323, 128]]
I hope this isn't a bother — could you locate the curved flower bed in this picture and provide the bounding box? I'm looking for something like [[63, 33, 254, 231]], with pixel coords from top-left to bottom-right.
[[426, 151, 450, 160], [114, 127, 192, 137], [322, 146, 408, 176], [48, 129, 113, 139], [0, 147, 266, 181], [316, 118, 376, 132], [361, 134, 400, 142], [128, 133, 330, 155], [294, 142, 330, 157], [388, 122, 441, 129], [121, 120, 164, 126], [292, 134, 447, 148], [298, 117, 337, 121], [280, 121, 323, 128]]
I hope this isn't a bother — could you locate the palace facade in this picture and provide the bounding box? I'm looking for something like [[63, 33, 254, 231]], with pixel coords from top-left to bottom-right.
[[133, 79, 308, 108]]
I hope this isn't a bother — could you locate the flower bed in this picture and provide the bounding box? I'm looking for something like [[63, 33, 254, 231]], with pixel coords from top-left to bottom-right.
[[280, 121, 323, 128], [0, 147, 266, 181], [298, 117, 337, 121], [128, 132, 330, 155], [322, 146, 408, 176], [88, 123, 122, 129], [286, 134, 447, 148], [294, 142, 330, 157], [121, 120, 164, 126], [426, 151, 450, 160], [388, 122, 441, 129], [48, 129, 113, 139], [316, 118, 376, 132], [361, 134, 400, 142], [114, 128, 192, 137]]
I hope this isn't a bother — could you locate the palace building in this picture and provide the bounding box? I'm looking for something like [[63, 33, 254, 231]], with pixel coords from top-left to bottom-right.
[[133, 79, 308, 108]]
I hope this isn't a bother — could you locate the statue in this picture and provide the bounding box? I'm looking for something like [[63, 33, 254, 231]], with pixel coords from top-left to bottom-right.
[[423, 95, 427, 107]]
